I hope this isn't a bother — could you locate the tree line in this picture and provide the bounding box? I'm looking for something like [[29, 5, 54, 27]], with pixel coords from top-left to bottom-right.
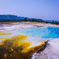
[[0, 17, 59, 25]]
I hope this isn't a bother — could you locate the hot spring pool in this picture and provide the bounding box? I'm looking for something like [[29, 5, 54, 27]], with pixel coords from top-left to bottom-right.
[[0, 24, 59, 59], [0, 26, 59, 47], [0, 26, 59, 39], [7, 26, 59, 39]]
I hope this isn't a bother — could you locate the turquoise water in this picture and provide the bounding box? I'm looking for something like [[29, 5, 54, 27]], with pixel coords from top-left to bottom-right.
[[9, 27, 59, 39]]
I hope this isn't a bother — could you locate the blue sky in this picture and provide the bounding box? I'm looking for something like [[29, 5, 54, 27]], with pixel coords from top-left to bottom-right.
[[0, 0, 59, 21]]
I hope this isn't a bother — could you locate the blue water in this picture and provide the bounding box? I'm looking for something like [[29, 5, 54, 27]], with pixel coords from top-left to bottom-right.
[[9, 27, 59, 39]]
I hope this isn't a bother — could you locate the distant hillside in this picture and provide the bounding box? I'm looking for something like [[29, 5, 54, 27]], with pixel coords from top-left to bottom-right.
[[44, 20, 59, 24], [0, 15, 43, 22], [44, 20, 59, 23]]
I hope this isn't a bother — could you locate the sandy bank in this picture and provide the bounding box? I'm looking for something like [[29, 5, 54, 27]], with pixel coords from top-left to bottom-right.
[[0, 22, 59, 31]]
